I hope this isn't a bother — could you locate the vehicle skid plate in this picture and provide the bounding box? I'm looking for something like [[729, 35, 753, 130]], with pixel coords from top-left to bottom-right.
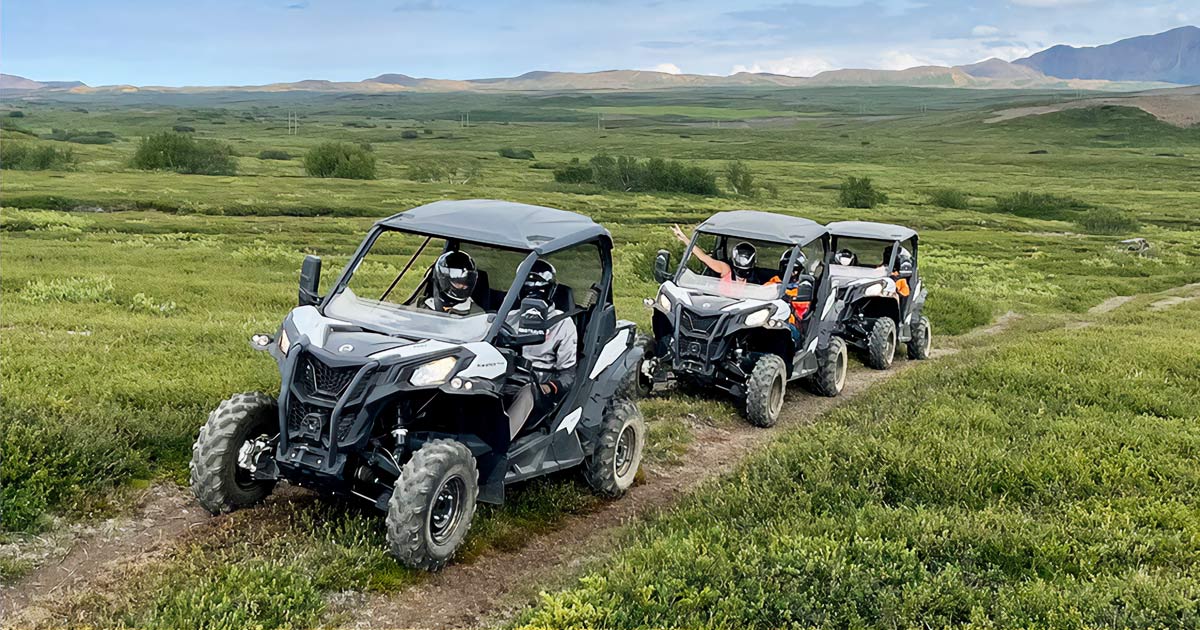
[[277, 442, 348, 478]]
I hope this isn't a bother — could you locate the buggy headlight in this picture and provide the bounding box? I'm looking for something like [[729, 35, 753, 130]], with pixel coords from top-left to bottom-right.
[[863, 281, 885, 297], [409, 356, 457, 387], [744, 308, 771, 327], [657, 292, 671, 312], [278, 329, 292, 355]]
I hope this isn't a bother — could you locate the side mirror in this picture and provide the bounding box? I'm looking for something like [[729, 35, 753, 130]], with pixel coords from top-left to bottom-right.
[[652, 249, 671, 283], [501, 297, 550, 347], [299, 255, 322, 306]]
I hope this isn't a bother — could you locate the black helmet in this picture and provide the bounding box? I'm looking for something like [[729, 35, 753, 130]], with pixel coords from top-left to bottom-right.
[[521, 259, 556, 303], [433, 250, 477, 307], [731, 242, 756, 280], [778, 250, 807, 282]]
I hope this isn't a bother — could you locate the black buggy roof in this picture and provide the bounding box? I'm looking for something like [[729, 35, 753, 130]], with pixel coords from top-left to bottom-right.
[[826, 220, 917, 242], [378, 199, 610, 254], [696, 210, 826, 246]]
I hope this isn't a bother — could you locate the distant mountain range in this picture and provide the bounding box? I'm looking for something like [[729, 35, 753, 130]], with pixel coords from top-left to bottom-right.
[[2, 27, 1195, 95], [1015, 26, 1198, 85]]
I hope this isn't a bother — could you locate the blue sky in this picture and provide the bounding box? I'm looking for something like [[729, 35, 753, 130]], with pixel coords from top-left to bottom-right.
[[1, 0, 1194, 85]]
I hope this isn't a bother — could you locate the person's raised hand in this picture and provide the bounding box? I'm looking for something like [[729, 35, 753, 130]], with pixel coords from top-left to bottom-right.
[[671, 224, 689, 245]]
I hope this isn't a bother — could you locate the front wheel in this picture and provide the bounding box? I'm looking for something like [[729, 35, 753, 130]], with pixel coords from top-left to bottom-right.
[[907, 316, 932, 360], [584, 399, 646, 498], [866, 317, 897, 370], [386, 439, 479, 571], [745, 354, 787, 428], [808, 337, 848, 397], [190, 392, 279, 515]]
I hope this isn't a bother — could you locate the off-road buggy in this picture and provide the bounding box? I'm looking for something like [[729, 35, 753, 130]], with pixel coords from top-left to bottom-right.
[[640, 211, 848, 428], [191, 200, 646, 570], [826, 220, 930, 369]]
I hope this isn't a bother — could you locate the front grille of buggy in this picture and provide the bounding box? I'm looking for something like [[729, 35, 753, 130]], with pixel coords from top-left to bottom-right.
[[298, 353, 359, 398], [680, 310, 720, 335]]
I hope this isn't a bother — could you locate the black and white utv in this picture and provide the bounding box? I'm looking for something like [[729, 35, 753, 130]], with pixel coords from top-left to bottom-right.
[[190, 200, 646, 570], [642, 211, 848, 428], [826, 221, 931, 370]]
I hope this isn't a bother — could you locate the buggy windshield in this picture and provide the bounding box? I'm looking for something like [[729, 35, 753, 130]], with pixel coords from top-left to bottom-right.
[[677, 269, 782, 301], [323, 228, 527, 342]]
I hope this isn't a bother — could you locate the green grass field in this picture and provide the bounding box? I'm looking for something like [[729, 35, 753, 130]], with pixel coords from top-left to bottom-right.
[[2, 85, 1198, 628]]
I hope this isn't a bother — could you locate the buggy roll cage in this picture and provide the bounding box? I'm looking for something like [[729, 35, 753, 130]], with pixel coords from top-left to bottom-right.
[[674, 228, 835, 297], [319, 223, 615, 344]]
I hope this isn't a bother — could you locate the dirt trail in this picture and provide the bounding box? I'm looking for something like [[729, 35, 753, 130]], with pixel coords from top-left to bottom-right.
[[1, 485, 207, 621], [342, 346, 972, 630]]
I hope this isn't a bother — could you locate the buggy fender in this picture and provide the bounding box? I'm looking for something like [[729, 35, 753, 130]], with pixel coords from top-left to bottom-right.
[[577, 333, 641, 449]]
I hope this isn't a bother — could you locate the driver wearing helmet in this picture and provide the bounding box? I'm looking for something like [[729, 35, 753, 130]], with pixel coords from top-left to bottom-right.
[[671, 224, 759, 284], [506, 260, 578, 418], [834, 249, 858, 266], [425, 250, 484, 315], [767, 250, 816, 332]]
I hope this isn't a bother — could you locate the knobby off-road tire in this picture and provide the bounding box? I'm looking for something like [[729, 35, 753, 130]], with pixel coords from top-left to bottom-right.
[[619, 334, 655, 400], [866, 317, 898, 370], [907, 316, 932, 360], [745, 354, 787, 428], [584, 399, 646, 498], [386, 439, 479, 571], [808, 337, 848, 397], [190, 391, 279, 515]]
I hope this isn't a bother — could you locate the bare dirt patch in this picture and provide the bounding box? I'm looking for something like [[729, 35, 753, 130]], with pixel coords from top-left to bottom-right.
[[1088, 295, 1135, 315]]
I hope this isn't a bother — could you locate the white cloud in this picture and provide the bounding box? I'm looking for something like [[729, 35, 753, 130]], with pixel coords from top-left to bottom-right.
[[1010, 0, 1094, 7], [730, 55, 835, 77], [877, 50, 943, 70], [646, 62, 683, 74], [971, 25, 1001, 37]]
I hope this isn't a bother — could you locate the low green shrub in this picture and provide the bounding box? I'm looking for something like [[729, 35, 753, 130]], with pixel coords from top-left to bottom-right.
[[555, 154, 719, 195], [724, 160, 757, 197], [993, 191, 1091, 220], [499, 147, 535, 160], [129, 293, 177, 316], [20, 276, 115, 304], [303, 142, 376, 179], [0, 143, 77, 170], [400, 130, 419, 139], [171, 125, 195, 133], [928, 188, 969, 209], [0, 208, 94, 233], [131, 132, 237, 175], [839, 176, 887, 208], [8, 110, 25, 118], [43, 128, 119, 144], [257, 149, 292, 161], [406, 158, 481, 184], [552, 158, 592, 184], [1075, 207, 1140, 235]]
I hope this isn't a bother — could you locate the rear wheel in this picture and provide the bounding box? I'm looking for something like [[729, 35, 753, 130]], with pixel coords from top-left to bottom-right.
[[745, 354, 787, 427], [808, 337, 847, 397], [386, 439, 479, 571], [907, 316, 932, 360], [584, 399, 646, 497], [866, 317, 897, 370], [190, 392, 278, 515]]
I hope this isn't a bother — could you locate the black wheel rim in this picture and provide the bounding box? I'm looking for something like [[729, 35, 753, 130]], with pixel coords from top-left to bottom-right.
[[430, 476, 466, 545], [615, 425, 636, 478], [769, 374, 784, 416]]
